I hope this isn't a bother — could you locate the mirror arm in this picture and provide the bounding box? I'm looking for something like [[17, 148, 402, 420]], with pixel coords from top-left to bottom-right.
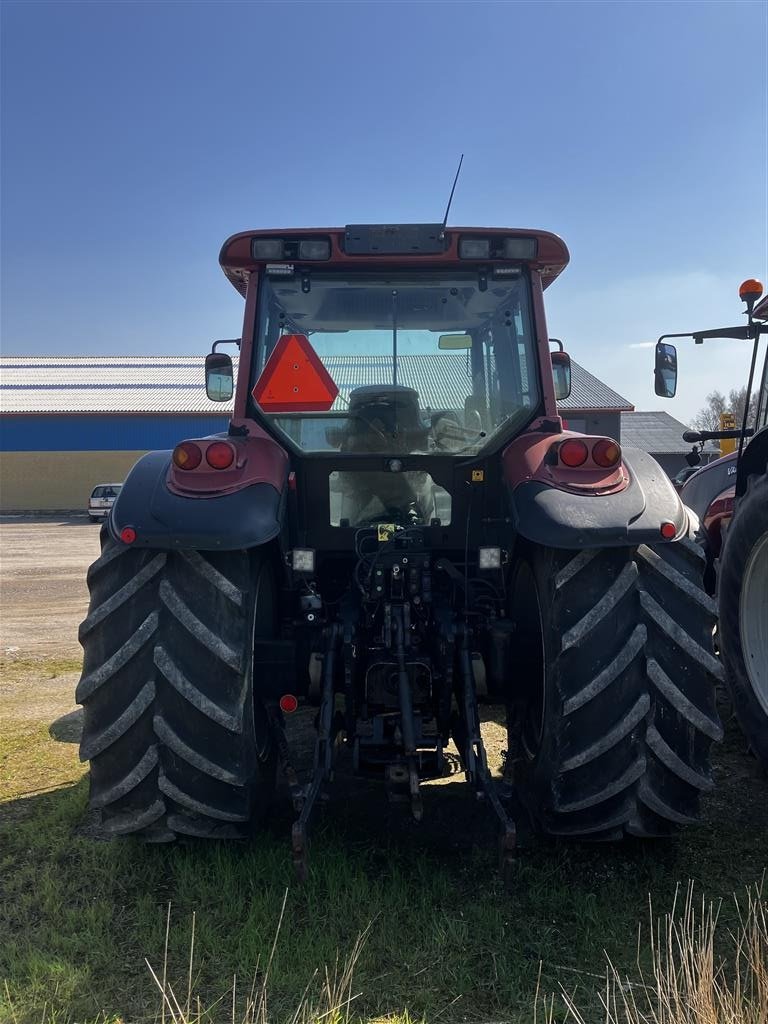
[[682, 428, 755, 443], [212, 338, 241, 353]]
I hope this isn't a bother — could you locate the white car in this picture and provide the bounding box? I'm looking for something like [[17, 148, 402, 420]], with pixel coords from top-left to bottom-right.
[[88, 483, 122, 522]]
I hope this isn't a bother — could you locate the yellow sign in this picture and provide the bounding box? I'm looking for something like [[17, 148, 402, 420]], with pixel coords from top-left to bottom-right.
[[377, 523, 397, 542], [471, 469, 484, 482], [720, 412, 737, 455]]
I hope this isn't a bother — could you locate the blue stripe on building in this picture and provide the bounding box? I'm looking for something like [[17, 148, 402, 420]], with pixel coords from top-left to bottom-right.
[[1, 414, 231, 452]]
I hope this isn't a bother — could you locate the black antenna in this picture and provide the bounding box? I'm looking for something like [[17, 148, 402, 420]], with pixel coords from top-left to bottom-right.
[[441, 154, 464, 236]]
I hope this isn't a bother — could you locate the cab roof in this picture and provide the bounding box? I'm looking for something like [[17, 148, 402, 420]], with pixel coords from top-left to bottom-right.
[[219, 226, 570, 297]]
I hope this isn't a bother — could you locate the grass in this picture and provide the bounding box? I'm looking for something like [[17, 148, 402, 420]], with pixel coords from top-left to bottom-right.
[[537, 882, 768, 1024], [0, 656, 767, 1023], [0, 657, 84, 802]]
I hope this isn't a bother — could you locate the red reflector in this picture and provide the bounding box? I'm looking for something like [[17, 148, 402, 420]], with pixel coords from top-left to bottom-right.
[[173, 442, 202, 470], [120, 526, 137, 544], [559, 439, 589, 467], [288, 471, 297, 491], [279, 694, 298, 714], [592, 438, 622, 468], [252, 334, 339, 412], [205, 442, 235, 470], [660, 521, 677, 539]]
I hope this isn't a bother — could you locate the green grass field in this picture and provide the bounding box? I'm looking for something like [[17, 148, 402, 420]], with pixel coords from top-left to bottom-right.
[[1, 656, 766, 1024]]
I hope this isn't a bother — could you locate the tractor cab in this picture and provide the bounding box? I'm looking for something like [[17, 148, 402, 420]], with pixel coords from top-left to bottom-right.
[[207, 226, 575, 542]]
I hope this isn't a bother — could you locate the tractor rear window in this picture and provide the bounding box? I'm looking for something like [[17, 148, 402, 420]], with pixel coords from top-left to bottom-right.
[[251, 270, 539, 456], [329, 470, 451, 527]]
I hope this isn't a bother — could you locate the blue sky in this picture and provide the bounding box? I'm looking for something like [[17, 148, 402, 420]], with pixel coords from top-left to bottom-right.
[[1, 0, 766, 421]]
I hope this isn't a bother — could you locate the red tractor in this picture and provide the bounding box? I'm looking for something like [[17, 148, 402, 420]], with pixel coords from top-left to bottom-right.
[[77, 224, 722, 872], [654, 281, 768, 769]]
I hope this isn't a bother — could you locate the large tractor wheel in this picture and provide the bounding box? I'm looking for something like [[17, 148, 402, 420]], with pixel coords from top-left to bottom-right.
[[718, 470, 768, 769], [509, 519, 723, 839], [76, 526, 277, 840]]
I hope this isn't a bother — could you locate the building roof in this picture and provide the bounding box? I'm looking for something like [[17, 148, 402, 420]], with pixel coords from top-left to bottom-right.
[[0, 354, 633, 415], [620, 411, 691, 454], [0, 356, 232, 414], [559, 364, 632, 412]]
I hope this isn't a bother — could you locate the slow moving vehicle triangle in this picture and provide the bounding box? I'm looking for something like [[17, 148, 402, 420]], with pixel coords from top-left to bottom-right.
[[252, 333, 338, 412]]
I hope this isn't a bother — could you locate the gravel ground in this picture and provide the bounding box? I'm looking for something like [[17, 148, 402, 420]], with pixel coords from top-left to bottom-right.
[[0, 515, 102, 658]]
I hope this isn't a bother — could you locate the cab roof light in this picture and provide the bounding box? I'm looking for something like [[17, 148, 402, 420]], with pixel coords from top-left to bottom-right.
[[503, 237, 537, 259], [252, 238, 285, 260], [459, 238, 491, 259], [459, 235, 538, 261], [252, 237, 331, 262], [298, 238, 331, 260]]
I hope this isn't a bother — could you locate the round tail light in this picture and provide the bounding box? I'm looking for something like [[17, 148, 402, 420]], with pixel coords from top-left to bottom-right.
[[559, 439, 589, 467], [173, 442, 202, 470], [205, 442, 235, 470], [592, 439, 622, 468]]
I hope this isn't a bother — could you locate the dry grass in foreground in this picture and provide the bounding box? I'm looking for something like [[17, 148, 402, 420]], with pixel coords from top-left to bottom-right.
[[537, 881, 767, 1024], [118, 882, 768, 1024], [145, 891, 376, 1024]]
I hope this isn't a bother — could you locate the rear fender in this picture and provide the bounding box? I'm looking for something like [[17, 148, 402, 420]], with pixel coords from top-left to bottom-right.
[[110, 428, 289, 551], [504, 437, 688, 548], [679, 453, 738, 522], [736, 425, 768, 494]]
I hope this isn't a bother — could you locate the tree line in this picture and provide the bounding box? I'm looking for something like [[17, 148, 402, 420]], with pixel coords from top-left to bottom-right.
[[691, 386, 758, 431]]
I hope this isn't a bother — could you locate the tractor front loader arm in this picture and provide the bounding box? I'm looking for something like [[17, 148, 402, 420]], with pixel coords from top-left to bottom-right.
[[508, 446, 688, 549], [109, 450, 287, 551]]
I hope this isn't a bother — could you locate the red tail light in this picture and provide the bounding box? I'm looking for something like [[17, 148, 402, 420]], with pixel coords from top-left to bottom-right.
[[279, 694, 298, 714], [205, 442, 235, 470], [660, 521, 677, 539], [592, 439, 622, 468], [173, 442, 202, 470], [559, 439, 589, 467], [120, 526, 137, 544]]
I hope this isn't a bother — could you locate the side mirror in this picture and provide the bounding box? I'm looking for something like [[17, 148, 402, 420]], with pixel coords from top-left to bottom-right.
[[654, 342, 677, 398], [551, 350, 571, 401], [205, 351, 234, 402]]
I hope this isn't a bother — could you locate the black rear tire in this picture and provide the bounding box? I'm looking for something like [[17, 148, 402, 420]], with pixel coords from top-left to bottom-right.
[[718, 470, 768, 769], [76, 526, 277, 840], [509, 517, 723, 839]]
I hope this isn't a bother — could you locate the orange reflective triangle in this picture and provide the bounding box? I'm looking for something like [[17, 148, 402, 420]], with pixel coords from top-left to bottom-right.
[[252, 334, 339, 412]]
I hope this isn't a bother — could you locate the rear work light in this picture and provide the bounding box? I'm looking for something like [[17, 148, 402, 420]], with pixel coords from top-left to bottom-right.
[[503, 237, 537, 259], [205, 442, 235, 470], [459, 238, 491, 259], [558, 439, 589, 467], [251, 238, 285, 260], [298, 239, 331, 260], [458, 235, 538, 260], [252, 237, 331, 261], [173, 442, 202, 470], [592, 439, 622, 468]]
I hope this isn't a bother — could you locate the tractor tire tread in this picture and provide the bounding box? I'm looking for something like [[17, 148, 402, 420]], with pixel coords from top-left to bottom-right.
[[77, 531, 274, 839]]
